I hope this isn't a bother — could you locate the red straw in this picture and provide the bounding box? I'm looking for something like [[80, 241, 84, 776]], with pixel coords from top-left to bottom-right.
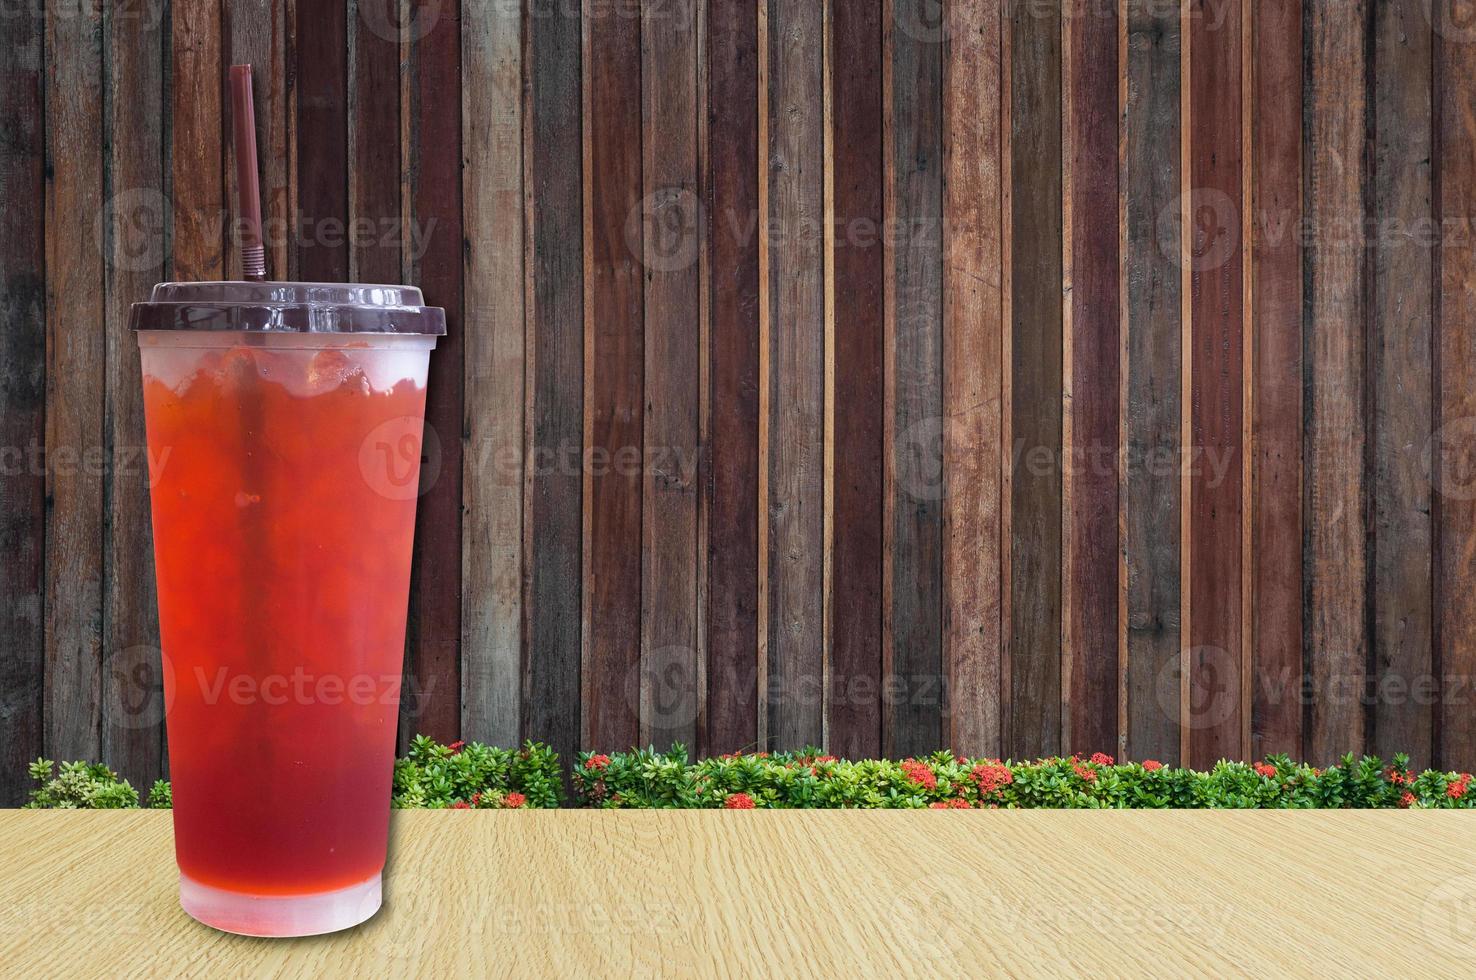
[[229, 65, 266, 281]]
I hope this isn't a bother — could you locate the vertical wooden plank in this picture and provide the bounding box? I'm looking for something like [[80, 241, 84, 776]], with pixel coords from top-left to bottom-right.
[[172, 0, 225, 280], [641, 0, 703, 749], [1437, 0, 1476, 772], [765, 0, 825, 750], [885, 0, 944, 758], [1065, 0, 1120, 757], [348, 0, 403, 284], [462, 0, 524, 746], [0, 0, 46, 804], [942, 0, 1002, 760], [1184, 0, 1245, 768], [225, 0, 291, 279], [1249, 0, 1303, 762], [400, 0, 463, 745], [102, 0, 168, 791], [45, 0, 106, 767], [830, 0, 885, 760], [581, 0, 644, 751], [1123, 0, 1181, 765], [1371, 0, 1433, 768], [706, 0, 762, 755], [295, 0, 349, 282], [524, 0, 584, 764], [1304, 0, 1368, 764], [1006, 0, 1062, 760]]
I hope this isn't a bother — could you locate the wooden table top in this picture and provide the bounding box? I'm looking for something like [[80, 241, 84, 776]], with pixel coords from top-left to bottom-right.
[[2, 809, 1474, 976]]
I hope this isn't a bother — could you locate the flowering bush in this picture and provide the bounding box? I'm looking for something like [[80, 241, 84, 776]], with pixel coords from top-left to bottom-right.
[[572, 748, 1476, 810], [22, 737, 561, 810]]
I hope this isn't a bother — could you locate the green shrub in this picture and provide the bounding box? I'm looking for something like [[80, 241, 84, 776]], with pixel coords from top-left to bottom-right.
[[24, 760, 141, 809], [572, 748, 1476, 810], [391, 736, 562, 809]]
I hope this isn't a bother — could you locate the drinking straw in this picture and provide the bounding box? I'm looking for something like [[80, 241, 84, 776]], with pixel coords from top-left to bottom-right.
[[229, 64, 267, 281]]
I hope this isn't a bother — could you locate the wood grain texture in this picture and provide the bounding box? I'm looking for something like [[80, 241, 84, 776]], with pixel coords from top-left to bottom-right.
[[172, 0, 225, 280], [401, 0, 464, 747], [1371, 0, 1433, 768], [1437, 0, 1476, 772], [462, 0, 524, 746], [884, 0, 944, 758], [581, 0, 644, 751], [225, 0, 290, 279], [0, 0, 46, 806], [765, 0, 826, 750], [829, 0, 885, 761], [1065, 0, 1120, 758], [1250, 0, 1303, 763], [1007, 0, 1063, 760], [102, 0, 167, 792], [641, 0, 703, 750], [940, 0, 1002, 759], [4, 811, 1476, 975], [45, 0, 107, 766], [1123, 0, 1182, 765], [1304, 0, 1368, 765], [1185, 0, 1245, 769], [705, 0, 761, 756], [523, 0, 584, 767], [294, 0, 349, 282], [348, 0, 403, 284]]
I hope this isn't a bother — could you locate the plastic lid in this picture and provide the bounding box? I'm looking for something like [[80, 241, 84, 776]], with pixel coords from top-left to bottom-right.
[[129, 281, 447, 335]]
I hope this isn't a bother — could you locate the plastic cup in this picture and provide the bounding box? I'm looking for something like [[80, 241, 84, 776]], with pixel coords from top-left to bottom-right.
[[131, 281, 445, 937]]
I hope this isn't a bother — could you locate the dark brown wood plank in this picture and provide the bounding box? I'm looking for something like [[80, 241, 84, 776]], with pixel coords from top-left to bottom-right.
[[1007, 0, 1063, 760], [523, 0, 584, 765], [462, 0, 524, 746], [1065, 0, 1120, 758], [885, 0, 944, 757], [172, 0, 225, 280], [348, 0, 403, 284], [295, 0, 349, 281], [102, 0, 168, 791], [46, 0, 106, 766], [705, 0, 761, 756], [581, 0, 644, 752], [765, 0, 825, 750], [1249, 0, 1303, 762], [1184, 0, 1245, 768], [1304, 0, 1368, 765], [225, 0, 289, 279], [830, 0, 885, 760], [400, 0, 463, 746], [641, 0, 702, 750], [0, 0, 46, 804], [1370, 0, 1433, 768], [1123, 0, 1182, 765], [1436, 0, 1476, 772]]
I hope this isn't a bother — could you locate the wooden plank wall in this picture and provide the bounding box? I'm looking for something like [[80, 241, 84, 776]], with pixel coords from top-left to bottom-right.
[[8, 0, 1476, 802]]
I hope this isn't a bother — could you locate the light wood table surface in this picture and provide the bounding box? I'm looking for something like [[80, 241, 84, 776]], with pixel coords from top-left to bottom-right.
[[2, 809, 1474, 977]]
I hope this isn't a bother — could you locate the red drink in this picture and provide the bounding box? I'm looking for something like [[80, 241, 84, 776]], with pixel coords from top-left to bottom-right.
[[134, 282, 443, 936]]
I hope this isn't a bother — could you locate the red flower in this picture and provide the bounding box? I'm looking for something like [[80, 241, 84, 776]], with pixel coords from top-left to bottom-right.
[[450, 800, 471, 810], [470, 792, 482, 806], [814, 755, 837, 764], [900, 760, 938, 791], [725, 792, 756, 810], [1072, 763, 1097, 783], [1142, 760, 1163, 772], [928, 801, 951, 809], [586, 754, 611, 770], [505, 792, 526, 809], [1447, 774, 1470, 800], [971, 763, 1013, 794], [447, 740, 466, 754], [1253, 762, 1278, 779], [1400, 792, 1416, 809], [1090, 752, 1114, 766]]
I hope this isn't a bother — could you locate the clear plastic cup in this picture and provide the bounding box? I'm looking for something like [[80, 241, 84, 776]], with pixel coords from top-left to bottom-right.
[[132, 281, 444, 936]]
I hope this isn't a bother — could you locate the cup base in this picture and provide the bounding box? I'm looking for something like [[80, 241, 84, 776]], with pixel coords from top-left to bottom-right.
[[179, 872, 382, 937]]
